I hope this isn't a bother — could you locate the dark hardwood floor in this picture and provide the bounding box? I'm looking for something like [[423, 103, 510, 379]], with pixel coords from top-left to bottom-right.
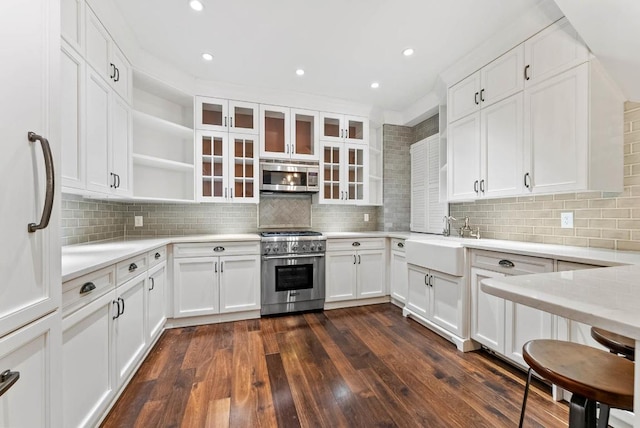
[[101, 304, 569, 427]]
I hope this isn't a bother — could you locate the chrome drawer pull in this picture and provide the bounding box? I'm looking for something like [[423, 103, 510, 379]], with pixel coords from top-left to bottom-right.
[[498, 259, 515, 268], [352, 242, 361, 247], [213, 246, 225, 252], [79, 282, 96, 295], [0, 370, 20, 398]]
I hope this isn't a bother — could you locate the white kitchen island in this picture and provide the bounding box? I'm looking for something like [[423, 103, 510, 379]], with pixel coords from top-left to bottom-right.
[[482, 264, 640, 427]]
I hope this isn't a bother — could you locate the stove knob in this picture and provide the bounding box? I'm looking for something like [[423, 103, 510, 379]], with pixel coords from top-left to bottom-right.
[[292, 245, 299, 252], [265, 247, 271, 253], [302, 244, 308, 252], [317, 244, 323, 252], [309, 244, 315, 252], [273, 247, 279, 253]]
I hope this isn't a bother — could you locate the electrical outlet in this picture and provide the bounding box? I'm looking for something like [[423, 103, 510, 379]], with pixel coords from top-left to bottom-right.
[[134, 215, 143, 227], [364, 213, 370, 222], [560, 212, 573, 229]]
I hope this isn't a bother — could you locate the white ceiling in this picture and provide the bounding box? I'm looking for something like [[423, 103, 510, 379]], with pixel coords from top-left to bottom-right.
[[112, 0, 552, 113]]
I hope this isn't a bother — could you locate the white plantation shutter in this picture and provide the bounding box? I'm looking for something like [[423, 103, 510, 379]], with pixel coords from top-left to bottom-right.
[[411, 134, 448, 233]]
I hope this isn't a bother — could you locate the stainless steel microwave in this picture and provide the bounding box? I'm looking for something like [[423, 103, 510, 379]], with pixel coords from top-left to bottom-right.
[[260, 162, 319, 193]]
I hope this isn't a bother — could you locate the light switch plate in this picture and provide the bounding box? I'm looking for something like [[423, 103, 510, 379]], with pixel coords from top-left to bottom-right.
[[561, 212, 573, 229], [134, 215, 143, 227]]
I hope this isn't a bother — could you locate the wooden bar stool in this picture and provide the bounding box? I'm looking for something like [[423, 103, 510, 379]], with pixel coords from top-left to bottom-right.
[[589, 327, 635, 427], [591, 327, 635, 361], [518, 340, 634, 428]]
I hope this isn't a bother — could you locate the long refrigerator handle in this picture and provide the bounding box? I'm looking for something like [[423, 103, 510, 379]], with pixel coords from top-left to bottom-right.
[[27, 132, 55, 233]]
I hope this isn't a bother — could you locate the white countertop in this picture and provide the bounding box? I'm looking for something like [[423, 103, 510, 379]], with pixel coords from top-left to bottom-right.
[[481, 265, 640, 340], [62, 234, 260, 282]]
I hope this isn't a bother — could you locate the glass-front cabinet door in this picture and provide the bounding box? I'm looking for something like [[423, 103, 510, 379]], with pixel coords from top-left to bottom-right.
[[346, 143, 367, 203], [198, 131, 228, 201], [320, 112, 369, 144], [229, 100, 258, 134], [321, 143, 343, 203], [230, 133, 258, 203], [260, 105, 291, 159], [196, 97, 228, 132], [290, 108, 319, 161], [196, 97, 258, 134]]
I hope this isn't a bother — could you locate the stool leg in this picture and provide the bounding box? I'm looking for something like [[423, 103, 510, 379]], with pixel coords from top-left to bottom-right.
[[569, 394, 597, 428], [518, 368, 533, 428], [597, 404, 610, 428]]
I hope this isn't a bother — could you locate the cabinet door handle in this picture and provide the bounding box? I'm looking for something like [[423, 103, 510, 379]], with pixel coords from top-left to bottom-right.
[[129, 263, 138, 272], [524, 64, 531, 81], [353, 255, 357, 265], [0, 370, 20, 398], [112, 300, 120, 319], [79, 282, 96, 295], [480, 179, 485, 193], [524, 172, 531, 189], [118, 297, 125, 316], [474, 180, 479, 193], [155, 252, 161, 260], [498, 259, 515, 268], [230, 187, 233, 199], [149, 277, 155, 291], [474, 91, 479, 105], [220, 261, 224, 273], [424, 274, 428, 286], [115, 173, 121, 189], [27, 132, 55, 233], [110, 63, 116, 79], [215, 261, 218, 273], [110, 172, 115, 188], [358, 255, 361, 264], [429, 275, 434, 287], [230, 116, 233, 128], [480, 88, 485, 102], [345, 128, 349, 139], [114, 66, 120, 82], [224, 116, 227, 127]]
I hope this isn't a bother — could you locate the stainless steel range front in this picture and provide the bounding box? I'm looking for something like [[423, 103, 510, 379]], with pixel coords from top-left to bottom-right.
[[260, 231, 326, 316]]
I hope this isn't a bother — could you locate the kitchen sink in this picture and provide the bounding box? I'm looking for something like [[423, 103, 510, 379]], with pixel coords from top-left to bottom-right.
[[405, 239, 465, 276]]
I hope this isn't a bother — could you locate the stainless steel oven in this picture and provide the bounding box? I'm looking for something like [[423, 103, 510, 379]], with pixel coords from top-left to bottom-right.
[[260, 232, 325, 315]]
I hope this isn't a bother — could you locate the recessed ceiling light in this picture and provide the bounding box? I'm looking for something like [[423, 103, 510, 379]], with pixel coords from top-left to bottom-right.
[[370, 82, 380, 89], [189, 0, 204, 11], [296, 69, 305, 76], [202, 53, 213, 61], [402, 48, 415, 57]]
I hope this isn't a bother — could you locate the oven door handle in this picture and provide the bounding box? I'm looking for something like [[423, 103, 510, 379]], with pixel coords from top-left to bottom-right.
[[262, 253, 325, 260]]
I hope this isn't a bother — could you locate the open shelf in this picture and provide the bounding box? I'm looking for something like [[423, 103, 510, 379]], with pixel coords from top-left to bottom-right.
[[133, 110, 193, 139], [133, 153, 194, 172]]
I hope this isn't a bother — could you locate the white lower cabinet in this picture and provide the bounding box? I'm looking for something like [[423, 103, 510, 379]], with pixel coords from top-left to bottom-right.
[[172, 242, 260, 318], [325, 239, 386, 303], [407, 265, 464, 337], [389, 240, 408, 305], [114, 272, 147, 386], [0, 312, 61, 428], [470, 250, 554, 367], [146, 262, 166, 343], [62, 290, 116, 428]]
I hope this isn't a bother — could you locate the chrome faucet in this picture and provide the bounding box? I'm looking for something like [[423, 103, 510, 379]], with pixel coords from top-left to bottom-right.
[[442, 215, 456, 236], [458, 216, 480, 239]]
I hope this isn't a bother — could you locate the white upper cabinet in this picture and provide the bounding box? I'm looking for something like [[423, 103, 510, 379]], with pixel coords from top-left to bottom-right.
[[319, 142, 368, 205], [260, 105, 320, 161], [448, 45, 524, 123], [259, 104, 291, 158], [448, 113, 481, 201], [523, 17, 589, 86], [85, 6, 131, 103], [60, 41, 85, 190], [196, 97, 259, 134], [60, 0, 84, 52], [320, 112, 368, 144]]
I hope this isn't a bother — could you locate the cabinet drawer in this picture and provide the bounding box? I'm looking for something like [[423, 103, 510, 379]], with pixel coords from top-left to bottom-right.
[[62, 266, 116, 316], [116, 253, 148, 285], [326, 238, 385, 252], [390, 238, 406, 252], [471, 250, 553, 275], [148, 246, 167, 268], [556, 260, 604, 271], [174, 241, 260, 258]]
